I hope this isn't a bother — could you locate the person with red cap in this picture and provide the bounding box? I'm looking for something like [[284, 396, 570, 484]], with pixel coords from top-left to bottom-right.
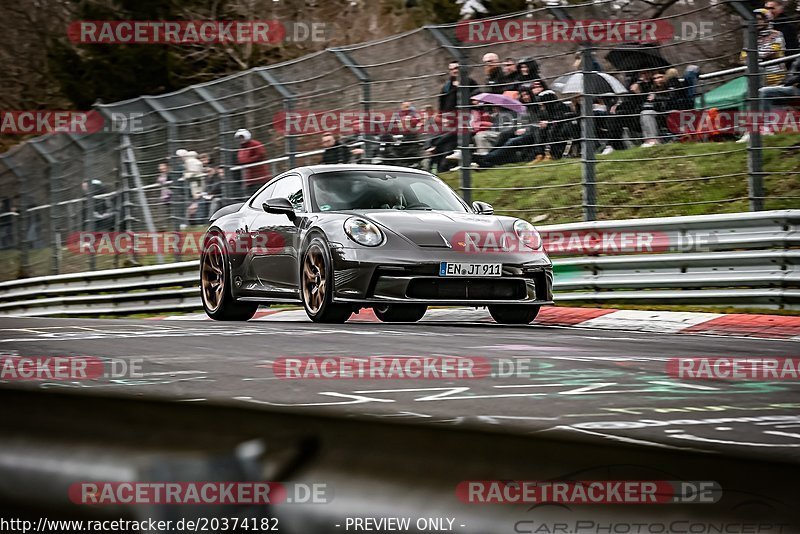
[[235, 128, 268, 197]]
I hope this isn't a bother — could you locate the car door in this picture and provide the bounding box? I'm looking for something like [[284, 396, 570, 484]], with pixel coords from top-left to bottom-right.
[[239, 181, 277, 289], [248, 173, 305, 295]]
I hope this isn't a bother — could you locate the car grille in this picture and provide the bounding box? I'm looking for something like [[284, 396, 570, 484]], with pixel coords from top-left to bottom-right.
[[406, 278, 526, 300]]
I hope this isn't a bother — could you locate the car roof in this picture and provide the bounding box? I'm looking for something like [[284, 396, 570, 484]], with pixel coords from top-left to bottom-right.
[[300, 164, 433, 176]]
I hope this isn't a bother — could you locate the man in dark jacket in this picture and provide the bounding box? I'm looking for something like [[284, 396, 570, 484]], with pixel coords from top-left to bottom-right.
[[766, 0, 799, 63], [439, 62, 478, 113], [320, 133, 361, 164], [499, 57, 520, 92]]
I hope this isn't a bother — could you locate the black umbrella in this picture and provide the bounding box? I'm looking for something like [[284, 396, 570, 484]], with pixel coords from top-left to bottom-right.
[[606, 44, 670, 72], [552, 71, 627, 95]]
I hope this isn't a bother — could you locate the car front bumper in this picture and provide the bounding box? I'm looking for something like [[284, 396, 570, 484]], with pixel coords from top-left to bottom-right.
[[329, 245, 554, 306]]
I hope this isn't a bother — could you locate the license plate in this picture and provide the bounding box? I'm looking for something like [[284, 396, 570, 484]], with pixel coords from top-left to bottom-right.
[[439, 262, 502, 277]]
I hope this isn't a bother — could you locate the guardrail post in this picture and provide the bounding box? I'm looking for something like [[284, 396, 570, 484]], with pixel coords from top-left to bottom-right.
[[744, 20, 765, 211], [331, 49, 371, 159], [427, 26, 472, 201], [68, 134, 97, 271], [548, 5, 597, 221], [729, 2, 765, 211], [580, 47, 598, 222], [192, 86, 231, 206], [5, 155, 30, 277], [257, 70, 297, 168], [122, 135, 163, 264], [30, 141, 60, 275]]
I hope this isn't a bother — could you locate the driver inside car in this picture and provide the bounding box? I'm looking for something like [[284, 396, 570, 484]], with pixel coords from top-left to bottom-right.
[[371, 185, 404, 210]]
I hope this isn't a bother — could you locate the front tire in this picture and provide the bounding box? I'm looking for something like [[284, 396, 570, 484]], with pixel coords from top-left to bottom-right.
[[373, 304, 427, 323], [488, 305, 540, 325], [301, 237, 352, 323], [201, 234, 258, 321]]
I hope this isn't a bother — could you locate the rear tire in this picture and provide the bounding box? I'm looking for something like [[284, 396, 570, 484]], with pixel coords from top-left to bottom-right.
[[488, 305, 540, 325], [373, 304, 427, 323], [301, 237, 352, 323], [201, 234, 258, 321]]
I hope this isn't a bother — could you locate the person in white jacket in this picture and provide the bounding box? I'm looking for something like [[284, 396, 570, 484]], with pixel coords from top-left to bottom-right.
[[176, 149, 206, 225]]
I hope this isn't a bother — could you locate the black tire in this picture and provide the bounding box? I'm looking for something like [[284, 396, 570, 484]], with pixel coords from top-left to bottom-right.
[[373, 304, 427, 323], [201, 233, 258, 321], [300, 237, 352, 323], [488, 305, 540, 325]]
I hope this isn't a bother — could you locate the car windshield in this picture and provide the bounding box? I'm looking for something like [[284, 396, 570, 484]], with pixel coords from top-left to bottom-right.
[[309, 170, 468, 213]]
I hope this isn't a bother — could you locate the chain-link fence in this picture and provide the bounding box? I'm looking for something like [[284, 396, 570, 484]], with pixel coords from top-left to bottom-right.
[[1, 0, 798, 281]]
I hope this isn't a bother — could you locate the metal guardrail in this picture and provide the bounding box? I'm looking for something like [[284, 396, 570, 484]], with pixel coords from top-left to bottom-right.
[[0, 210, 797, 316], [6, 388, 800, 530]]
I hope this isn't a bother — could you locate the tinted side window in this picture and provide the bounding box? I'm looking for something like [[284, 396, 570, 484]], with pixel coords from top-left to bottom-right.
[[250, 182, 276, 209], [272, 174, 305, 212]]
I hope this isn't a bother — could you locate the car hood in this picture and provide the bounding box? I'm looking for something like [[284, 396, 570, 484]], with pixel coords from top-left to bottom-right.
[[353, 210, 510, 248]]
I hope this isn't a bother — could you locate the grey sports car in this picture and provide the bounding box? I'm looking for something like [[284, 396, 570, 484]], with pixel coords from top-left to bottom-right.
[[201, 164, 553, 324]]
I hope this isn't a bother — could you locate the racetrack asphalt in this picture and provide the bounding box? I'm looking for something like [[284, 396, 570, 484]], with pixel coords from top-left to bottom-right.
[[1, 314, 799, 463]]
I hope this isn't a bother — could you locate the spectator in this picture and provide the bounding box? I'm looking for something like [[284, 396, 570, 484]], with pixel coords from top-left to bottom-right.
[[760, 55, 800, 111], [741, 9, 786, 87], [156, 161, 172, 226], [235, 128, 268, 197], [602, 72, 653, 154], [482, 53, 505, 93], [439, 62, 478, 113], [82, 179, 115, 231], [472, 88, 540, 168], [517, 58, 543, 88], [572, 49, 603, 72], [766, 0, 799, 63], [199, 153, 211, 170], [471, 105, 506, 156], [426, 98, 492, 172], [664, 68, 693, 110], [380, 101, 424, 167], [683, 65, 701, 100], [179, 150, 204, 198], [179, 150, 206, 225], [320, 132, 360, 164], [529, 91, 576, 163], [500, 57, 520, 92], [203, 166, 224, 218], [640, 72, 669, 146], [639, 70, 691, 147]]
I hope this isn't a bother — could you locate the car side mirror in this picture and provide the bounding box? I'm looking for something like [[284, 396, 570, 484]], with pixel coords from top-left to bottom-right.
[[472, 201, 494, 215], [263, 197, 296, 220]]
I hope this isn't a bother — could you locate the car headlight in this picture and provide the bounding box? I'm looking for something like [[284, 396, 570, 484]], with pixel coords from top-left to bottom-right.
[[513, 219, 542, 250], [344, 217, 384, 247]]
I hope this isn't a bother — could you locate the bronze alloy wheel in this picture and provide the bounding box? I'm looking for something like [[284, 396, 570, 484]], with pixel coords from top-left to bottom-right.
[[300, 238, 352, 323], [201, 241, 225, 313], [200, 234, 258, 321], [302, 244, 327, 315]]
